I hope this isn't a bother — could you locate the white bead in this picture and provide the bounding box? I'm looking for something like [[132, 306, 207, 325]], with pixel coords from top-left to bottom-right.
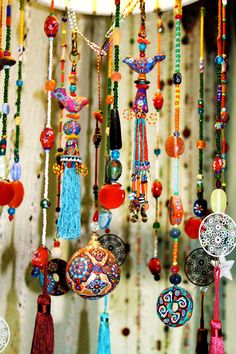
[[90, 222, 100, 232], [51, 247, 63, 258]]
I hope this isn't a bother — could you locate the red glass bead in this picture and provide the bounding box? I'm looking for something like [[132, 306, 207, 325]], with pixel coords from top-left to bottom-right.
[[98, 183, 125, 209], [182, 126, 191, 138], [165, 135, 185, 158], [54, 241, 60, 247], [32, 246, 49, 268], [0, 180, 14, 206], [44, 15, 59, 38], [170, 265, 179, 273], [153, 91, 164, 111], [168, 195, 183, 225], [148, 257, 162, 275], [9, 215, 14, 221], [93, 209, 99, 222], [105, 228, 110, 234], [8, 180, 24, 208], [212, 155, 223, 174], [184, 216, 202, 239], [40, 127, 55, 150], [151, 180, 163, 198]]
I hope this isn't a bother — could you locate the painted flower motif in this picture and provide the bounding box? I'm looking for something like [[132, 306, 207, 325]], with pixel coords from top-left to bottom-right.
[[89, 248, 106, 262], [86, 278, 107, 295]]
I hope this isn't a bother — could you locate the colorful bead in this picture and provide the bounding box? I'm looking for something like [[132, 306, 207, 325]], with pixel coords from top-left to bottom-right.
[[106, 95, 114, 105], [45, 79, 56, 91], [169, 273, 182, 285], [63, 119, 81, 136], [151, 180, 162, 198], [2, 103, 10, 114], [165, 135, 184, 158], [40, 127, 55, 150], [148, 257, 161, 275], [111, 149, 120, 159], [193, 199, 207, 217], [111, 72, 122, 81], [184, 217, 202, 239], [0, 180, 14, 206], [153, 91, 164, 111], [212, 155, 223, 174], [196, 140, 206, 149], [106, 159, 122, 182], [44, 15, 59, 38], [98, 183, 125, 209], [168, 195, 183, 225], [169, 227, 181, 239], [40, 198, 51, 209], [173, 72, 182, 84], [32, 246, 49, 268]]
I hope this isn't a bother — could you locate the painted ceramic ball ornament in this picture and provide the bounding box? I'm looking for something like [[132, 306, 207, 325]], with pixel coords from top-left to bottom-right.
[[66, 233, 121, 299], [98, 183, 125, 210], [0, 179, 15, 206]]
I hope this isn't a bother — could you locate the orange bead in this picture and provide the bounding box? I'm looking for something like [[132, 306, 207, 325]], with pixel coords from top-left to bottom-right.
[[196, 140, 206, 149], [45, 79, 56, 91], [165, 135, 185, 158], [111, 72, 122, 82], [106, 95, 114, 105]]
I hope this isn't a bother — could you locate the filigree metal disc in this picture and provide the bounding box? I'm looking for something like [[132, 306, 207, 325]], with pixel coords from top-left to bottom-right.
[[199, 212, 236, 257], [98, 234, 127, 266], [0, 317, 10, 353], [184, 248, 214, 286]]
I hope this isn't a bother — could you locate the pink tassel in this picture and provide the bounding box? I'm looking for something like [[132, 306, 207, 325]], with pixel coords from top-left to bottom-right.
[[209, 320, 225, 354]]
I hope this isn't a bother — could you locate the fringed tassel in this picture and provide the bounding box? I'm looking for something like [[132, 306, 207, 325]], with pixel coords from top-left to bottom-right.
[[31, 267, 54, 354], [57, 163, 81, 239], [195, 291, 208, 354], [209, 266, 225, 354], [96, 296, 111, 354]]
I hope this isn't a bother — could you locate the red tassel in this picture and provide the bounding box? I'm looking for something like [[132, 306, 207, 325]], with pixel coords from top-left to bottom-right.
[[209, 320, 225, 354], [31, 266, 54, 354]]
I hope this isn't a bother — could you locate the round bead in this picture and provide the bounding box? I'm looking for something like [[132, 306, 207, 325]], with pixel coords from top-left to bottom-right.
[[111, 72, 122, 81], [40, 198, 51, 209], [153, 91, 164, 111], [151, 180, 163, 198], [8, 207, 15, 215], [193, 199, 207, 217], [210, 188, 227, 213], [69, 84, 77, 92], [169, 227, 181, 239], [98, 183, 125, 209], [169, 273, 182, 285], [148, 257, 162, 275], [8, 180, 24, 208], [90, 222, 100, 232], [170, 265, 179, 273], [215, 55, 224, 64], [40, 127, 55, 150], [2, 103, 10, 114], [196, 140, 206, 149], [45, 79, 56, 92], [32, 246, 49, 268], [16, 79, 24, 87], [154, 274, 161, 281], [106, 95, 114, 105], [139, 43, 147, 51], [212, 155, 223, 174], [184, 217, 202, 239], [51, 247, 63, 258], [63, 119, 81, 136], [111, 150, 120, 160], [44, 15, 59, 37], [0, 180, 15, 206], [153, 221, 160, 229], [173, 72, 182, 84], [154, 148, 161, 156], [165, 135, 185, 158]]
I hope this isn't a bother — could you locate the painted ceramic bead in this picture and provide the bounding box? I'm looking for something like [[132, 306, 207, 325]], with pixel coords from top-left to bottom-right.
[[193, 199, 207, 217], [212, 155, 223, 174], [40, 127, 55, 150], [173, 72, 182, 84], [0, 180, 14, 206], [98, 183, 125, 209], [168, 195, 183, 225], [210, 188, 227, 213], [8, 180, 24, 208], [106, 160, 122, 182], [153, 91, 164, 111], [165, 135, 184, 158], [184, 217, 202, 239], [148, 257, 162, 275], [151, 180, 162, 198], [44, 15, 59, 38], [63, 119, 81, 136], [32, 246, 49, 268]]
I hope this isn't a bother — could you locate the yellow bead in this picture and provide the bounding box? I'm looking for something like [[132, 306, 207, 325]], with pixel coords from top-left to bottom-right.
[[210, 188, 227, 213], [113, 27, 120, 46], [15, 116, 21, 125]]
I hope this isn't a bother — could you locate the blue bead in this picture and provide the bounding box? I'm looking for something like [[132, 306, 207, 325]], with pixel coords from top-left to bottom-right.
[[193, 199, 207, 217], [215, 55, 224, 64], [154, 148, 161, 156], [169, 228, 181, 239], [169, 273, 182, 285], [111, 149, 120, 159], [31, 267, 40, 278], [10, 162, 21, 180], [139, 43, 146, 51], [69, 84, 76, 92], [2, 103, 10, 114], [16, 80, 24, 87], [8, 207, 16, 215]]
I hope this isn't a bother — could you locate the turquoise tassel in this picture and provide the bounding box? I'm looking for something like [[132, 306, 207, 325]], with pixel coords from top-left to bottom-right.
[[57, 164, 81, 239], [96, 296, 111, 354]]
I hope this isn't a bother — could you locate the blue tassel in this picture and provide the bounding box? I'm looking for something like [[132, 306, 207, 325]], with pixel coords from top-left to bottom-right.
[[57, 164, 81, 239], [96, 296, 111, 354]]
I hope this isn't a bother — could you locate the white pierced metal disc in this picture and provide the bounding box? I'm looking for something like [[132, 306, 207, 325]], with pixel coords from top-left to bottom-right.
[[0, 318, 10, 352], [199, 212, 236, 257]]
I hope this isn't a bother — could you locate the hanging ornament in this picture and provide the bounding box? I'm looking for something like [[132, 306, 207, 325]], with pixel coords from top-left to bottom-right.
[[184, 248, 214, 287], [39, 258, 69, 296], [31, 2, 58, 352], [66, 233, 120, 299], [123, 0, 165, 223], [96, 296, 111, 354], [98, 233, 127, 266], [0, 317, 10, 352], [53, 30, 88, 240], [184, 216, 202, 239]]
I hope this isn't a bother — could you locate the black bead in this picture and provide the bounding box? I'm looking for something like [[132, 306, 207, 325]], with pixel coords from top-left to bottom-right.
[[169, 273, 182, 285], [154, 274, 161, 281], [110, 109, 122, 150], [173, 72, 182, 85]]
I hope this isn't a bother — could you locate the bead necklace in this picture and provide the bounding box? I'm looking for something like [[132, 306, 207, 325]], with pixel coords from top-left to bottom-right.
[[157, 0, 193, 329], [148, 8, 164, 282], [7, 0, 25, 220], [124, 0, 165, 223]]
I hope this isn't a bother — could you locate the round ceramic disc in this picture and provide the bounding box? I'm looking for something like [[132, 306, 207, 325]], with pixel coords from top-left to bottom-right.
[[98, 234, 127, 266], [199, 212, 236, 257], [0, 317, 10, 353], [184, 248, 214, 286]]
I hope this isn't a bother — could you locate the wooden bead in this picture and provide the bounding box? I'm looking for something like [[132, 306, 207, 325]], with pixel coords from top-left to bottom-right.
[[111, 72, 122, 81], [113, 27, 120, 46], [196, 140, 206, 149]]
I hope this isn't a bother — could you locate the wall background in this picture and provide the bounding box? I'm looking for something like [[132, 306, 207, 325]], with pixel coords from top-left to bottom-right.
[[0, 1, 235, 354]]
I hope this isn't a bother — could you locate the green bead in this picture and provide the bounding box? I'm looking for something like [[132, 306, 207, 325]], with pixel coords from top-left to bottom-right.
[[40, 198, 51, 209], [153, 221, 160, 229], [106, 159, 122, 182]]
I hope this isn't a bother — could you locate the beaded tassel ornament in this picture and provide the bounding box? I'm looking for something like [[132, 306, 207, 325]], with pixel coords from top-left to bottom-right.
[[157, 0, 193, 328], [30, 2, 59, 353], [123, 0, 165, 223], [8, 0, 25, 221], [0, 0, 16, 208], [52, 30, 89, 240], [148, 8, 164, 282]]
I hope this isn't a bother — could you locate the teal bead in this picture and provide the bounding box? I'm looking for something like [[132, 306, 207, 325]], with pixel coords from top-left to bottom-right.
[[16, 80, 24, 86], [111, 149, 120, 159], [70, 84, 76, 92], [107, 159, 122, 182], [139, 43, 146, 51]]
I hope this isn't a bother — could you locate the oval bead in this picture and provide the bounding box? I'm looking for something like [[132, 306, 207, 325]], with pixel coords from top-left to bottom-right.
[[151, 179, 162, 198], [98, 183, 125, 209], [10, 162, 21, 180], [153, 91, 164, 111], [8, 180, 24, 208], [40, 127, 55, 150], [106, 160, 122, 182], [44, 15, 59, 38], [210, 188, 227, 213], [165, 135, 184, 158], [212, 155, 223, 174]]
